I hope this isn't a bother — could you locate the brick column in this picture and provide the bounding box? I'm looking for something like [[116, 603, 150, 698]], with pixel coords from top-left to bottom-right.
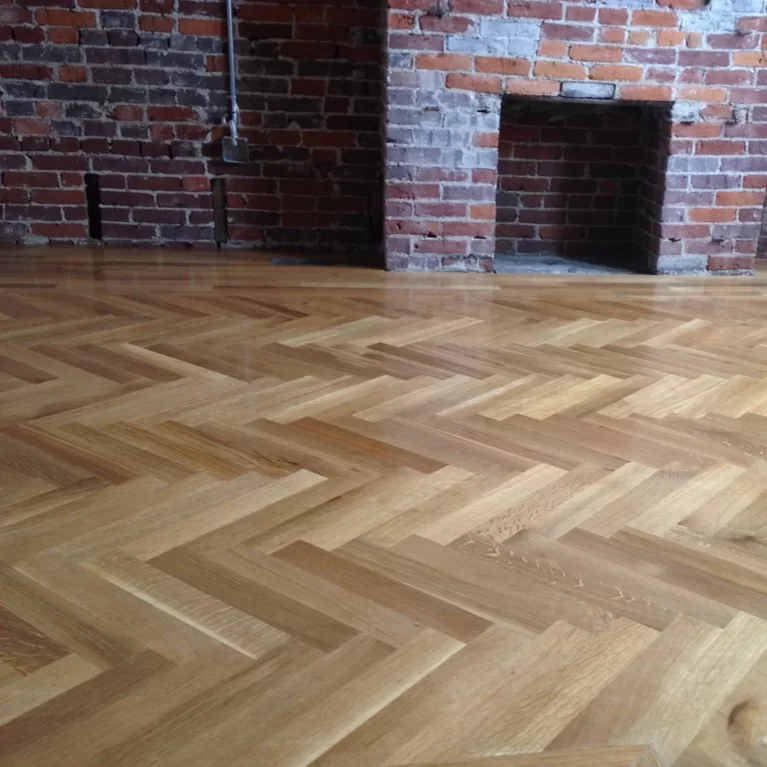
[[384, 8, 543, 271], [384, 0, 767, 275], [657, 103, 766, 273]]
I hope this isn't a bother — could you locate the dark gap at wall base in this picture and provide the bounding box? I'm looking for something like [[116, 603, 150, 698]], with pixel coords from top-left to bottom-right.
[[84, 174, 103, 241], [211, 178, 228, 246]]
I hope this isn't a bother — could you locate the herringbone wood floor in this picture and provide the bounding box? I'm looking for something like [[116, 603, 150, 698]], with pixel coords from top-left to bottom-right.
[[2, 248, 767, 767]]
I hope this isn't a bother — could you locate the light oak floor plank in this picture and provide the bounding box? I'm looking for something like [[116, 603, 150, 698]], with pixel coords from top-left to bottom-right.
[[1, 248, 767, 765]]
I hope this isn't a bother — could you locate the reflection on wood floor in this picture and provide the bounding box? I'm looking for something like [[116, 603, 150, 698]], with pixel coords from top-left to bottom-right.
[[2, 247, 767, 767]]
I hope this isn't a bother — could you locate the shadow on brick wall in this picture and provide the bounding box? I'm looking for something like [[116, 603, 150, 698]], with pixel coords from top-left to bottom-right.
[[206, 0, 386, 262], [0, 0, 385, 263]]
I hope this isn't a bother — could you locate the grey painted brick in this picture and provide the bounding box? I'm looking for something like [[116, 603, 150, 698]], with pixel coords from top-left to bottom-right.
[[476, 112, 502, 130], [479, 19, 540, 39], [440, 149, 469, 168], [386, 159, 415, 177], [417, 90, 474, 109], [441, 111, 476, 129], [388, 89, 416, 106], [561, 81, 615, 100], [443, 185, 497, 201], [660, 207, 686, 223], [733, 0, 767, 12], [691, 174, 742, 190], [20, 235, 50, 246], [474, 93, 502, 114], [456, 149, 499, 169], [689, 157, 724, 172], [387, 108, 443, 127], [668, 156, 720, 172], [671, 101, 700, 124], [442, 110, 501, 131], [407, 256, 442, 272], [387, 52, 413, 69], [656, 255, 708, 274], [722, 156, 767, 171], [506, 39, 538, 58], [434, 91, 477, 109], [665, 175, 690, 190], [712, 223, 761, 239], [388, 146, 443, 165], [410, 129, 455, 147], [446, 37, 508, 56], [388, 70, 418, 88], [679, 0, 762, 32], [468, 240, 494, 256], [414, 71, 444, 89]]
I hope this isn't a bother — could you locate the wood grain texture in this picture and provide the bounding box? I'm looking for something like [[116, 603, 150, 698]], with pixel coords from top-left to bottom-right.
[[2, 247, 767, 766]]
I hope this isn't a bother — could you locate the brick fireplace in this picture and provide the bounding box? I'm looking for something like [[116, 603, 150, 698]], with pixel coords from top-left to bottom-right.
[[496, 99, 670, 271], [384, 0, 767, 273]]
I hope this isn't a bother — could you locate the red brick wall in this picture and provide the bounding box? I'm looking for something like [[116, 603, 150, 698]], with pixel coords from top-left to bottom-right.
[[0, 0, 384, 258], [385, 0, 767, 273]]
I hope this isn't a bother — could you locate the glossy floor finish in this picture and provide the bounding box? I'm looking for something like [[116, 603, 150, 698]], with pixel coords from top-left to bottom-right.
[[2, 249, 767, 767]]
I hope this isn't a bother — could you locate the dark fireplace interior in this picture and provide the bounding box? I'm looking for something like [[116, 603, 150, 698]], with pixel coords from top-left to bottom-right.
[[495, 99, 672, 274]]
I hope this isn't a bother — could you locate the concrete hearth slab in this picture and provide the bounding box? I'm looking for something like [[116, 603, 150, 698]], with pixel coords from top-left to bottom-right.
[[494, 254, 637, 275]]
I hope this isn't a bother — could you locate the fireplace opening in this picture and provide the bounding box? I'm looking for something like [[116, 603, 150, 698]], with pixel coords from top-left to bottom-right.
[[494, 98, 672, 275]]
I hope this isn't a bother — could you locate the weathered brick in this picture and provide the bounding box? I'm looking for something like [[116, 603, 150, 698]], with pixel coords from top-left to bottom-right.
[[12, 119, 49, 136], [598, 9, 628, 25], [678, 86, 728, 103], [734, 51, 767, 67], [147, 106, 195, 122], [695, 140, 746, 155], [708, 255, 754, 271], [657, 30, 685, 47], [47, 28, 80, 44], [475, 57, 529, 76], [689, 207, 737, 222], [717, 191, 764, 206], [178, 18, 225, 36], [538, 40, 567, 58], [707, 70, 753, 86], [0, 64, 51, 80], [589, 64, 642, 82], [678, 51, 730, 67], [631, 10, 677, 28], [445, 73, 501, 93], [80, 0, 137, 8], [625, 48, 677, 65], [451, 0, 503, 13], [628, 30, 651, 45], [35, 9, 96, 27], [112, 105, 143, 121], [599, 29, 625, 44], [541, 23, 593, 41], [31, 223, 87, 237], [139, 15, 172, 33], [415, 54, 472, 71], [619, 85, 672, 101], [569, 45, 622, 63], [673, 123, 723, 138], [13, 27, 45, 44], [561, 81, 616, 98], [0, 6, 32, 24], [534, 60, 588, 80]]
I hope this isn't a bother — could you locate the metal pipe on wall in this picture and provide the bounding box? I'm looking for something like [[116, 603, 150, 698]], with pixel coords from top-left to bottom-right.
[[222, 0, 248, 163]]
